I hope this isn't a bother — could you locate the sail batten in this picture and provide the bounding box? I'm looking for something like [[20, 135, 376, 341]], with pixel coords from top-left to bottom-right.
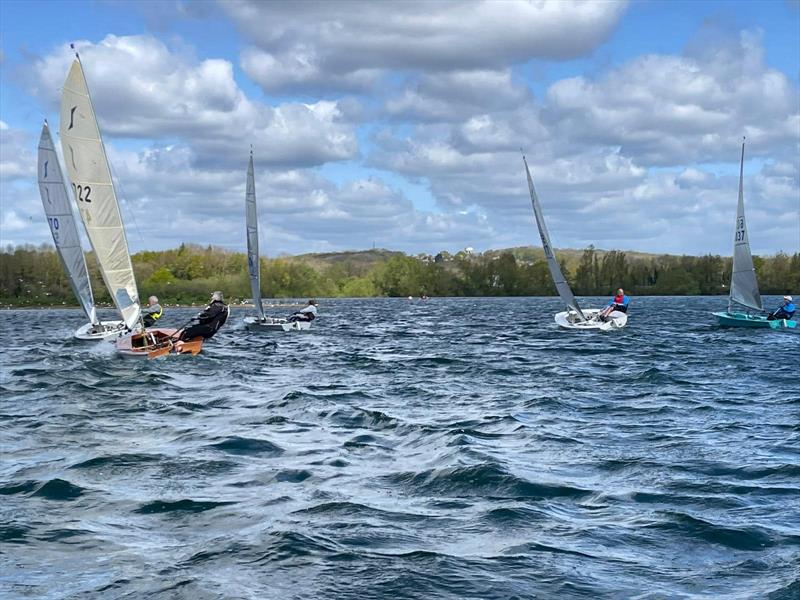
[[523, 156, 587, 321], [37, 121, 98, 325], [246, 152, 265, 320], [60, 58, 140, 329], [728, 142, 762, 313]]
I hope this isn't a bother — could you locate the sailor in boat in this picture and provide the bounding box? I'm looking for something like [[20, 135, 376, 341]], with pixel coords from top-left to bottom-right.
[[141, 296, 163, 327], [597, 288, 630, 321], [288, 299, 318, 322], [767, 295, 796, 321], [177, 291, 229, 342]]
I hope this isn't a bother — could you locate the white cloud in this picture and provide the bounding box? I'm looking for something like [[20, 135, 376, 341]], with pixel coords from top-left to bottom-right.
[[5, 15, 797, 258], [0, 124, 36, 180], [227, 0, 627, 93], [543, 29, 798, 166], [27, 35, 359, 168]]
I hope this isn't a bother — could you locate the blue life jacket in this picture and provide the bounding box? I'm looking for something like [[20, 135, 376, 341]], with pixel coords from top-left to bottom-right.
[[778, 301, 796, 317]]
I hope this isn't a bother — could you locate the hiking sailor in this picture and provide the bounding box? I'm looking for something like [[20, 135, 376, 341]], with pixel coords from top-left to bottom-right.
[[141, 296, 163, 327], [178, 291, 229, 341], [288, 299, 318, 322], [597, 288, 630, 321]]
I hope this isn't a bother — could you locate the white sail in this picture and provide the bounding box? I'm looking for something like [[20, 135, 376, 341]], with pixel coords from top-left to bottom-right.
[[59, 58, 140, 329], [728, 141, 762, 312], [246, 151, 265, 320], [37, 121, 99, 325], [523, 156, 587, 321]]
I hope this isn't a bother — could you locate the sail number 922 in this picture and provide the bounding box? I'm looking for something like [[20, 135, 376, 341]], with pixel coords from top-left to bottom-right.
[[72, 183, 92, 203]]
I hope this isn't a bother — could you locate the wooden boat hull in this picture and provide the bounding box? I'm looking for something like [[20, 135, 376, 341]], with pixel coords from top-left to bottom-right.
[[244, 316, 311, 332], [74, 320, 126, 341], [115, 328, 203, 358], [555, 308, 627, 331], [713, 311, 797, 329]]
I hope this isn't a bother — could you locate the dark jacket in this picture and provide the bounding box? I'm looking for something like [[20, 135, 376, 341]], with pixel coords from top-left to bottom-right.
[[198, 300, 228, 329], [774, 301, 796, 319], [181, 300, 229, 341]]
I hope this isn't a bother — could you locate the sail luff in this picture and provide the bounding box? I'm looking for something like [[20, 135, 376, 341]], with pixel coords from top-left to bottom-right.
[[523, 156, 586, 321], [728, 141, 763, 312], [246, 152, 265, 320], [59, 57, 140, 329], [37, 121, 98, 325]]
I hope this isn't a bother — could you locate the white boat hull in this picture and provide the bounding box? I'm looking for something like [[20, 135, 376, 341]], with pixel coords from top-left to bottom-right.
[[74, 320, 127, 341], [555, 308, 627, 331], [244, 316, 311, 332]]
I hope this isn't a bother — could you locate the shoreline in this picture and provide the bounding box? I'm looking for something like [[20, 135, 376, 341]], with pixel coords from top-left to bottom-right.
[[0, 303, 308, 310], [5, 293, 790, 311]]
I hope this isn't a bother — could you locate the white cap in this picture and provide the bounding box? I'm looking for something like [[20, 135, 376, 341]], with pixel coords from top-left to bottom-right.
[[785, 295, 793, 301]]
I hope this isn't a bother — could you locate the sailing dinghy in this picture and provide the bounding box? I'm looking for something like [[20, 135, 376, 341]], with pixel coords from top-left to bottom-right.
[[242, 150, 311, 332], [523, 155, 627, 331], [59, 54, 204, 357], [712, 141, 795, 330], [37, 120, 125, 340]]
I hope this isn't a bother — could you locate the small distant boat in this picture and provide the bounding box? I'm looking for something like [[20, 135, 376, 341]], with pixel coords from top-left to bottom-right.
[[712, 141, 795, 330], [242, 150, 310, 332], [37, 121, 125, 340], [59, 53, 204, 357], [523, 155, 627, 331]]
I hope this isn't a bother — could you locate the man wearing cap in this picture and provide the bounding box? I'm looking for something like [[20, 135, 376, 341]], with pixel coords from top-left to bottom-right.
[[768, 295, 796, 321], [179, 291, 229, 341], [288, 299, 318, 322]]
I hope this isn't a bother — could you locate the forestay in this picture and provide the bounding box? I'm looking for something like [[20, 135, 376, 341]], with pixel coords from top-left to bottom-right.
[[728, 141, 762, 313], [523, 156, 587, 321], [37, 121, 98, 326], [59, 58, 140, 329], [246, 151, 265, 320]]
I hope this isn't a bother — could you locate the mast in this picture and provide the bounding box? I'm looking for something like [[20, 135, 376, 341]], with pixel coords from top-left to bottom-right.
[[246, 148, 265, 320], [37, 120, 99, 325], [59, 52, 140, 329], [727, 139, 763, 313], [523, 155, 586, 321]]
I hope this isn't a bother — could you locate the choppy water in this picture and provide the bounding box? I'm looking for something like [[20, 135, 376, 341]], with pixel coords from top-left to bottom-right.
[[1, 297, 798, 599]]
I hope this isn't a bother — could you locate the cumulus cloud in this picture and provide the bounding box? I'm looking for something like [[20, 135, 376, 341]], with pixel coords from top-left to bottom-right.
[[543, 29, 798, 166], [6, 14, 797, 257], [367, 26, 799, 254], [0, 122, 36, 181], [27, 35, 359, 168], [386, 70, 530, 123], [227, 0, 628, 93]]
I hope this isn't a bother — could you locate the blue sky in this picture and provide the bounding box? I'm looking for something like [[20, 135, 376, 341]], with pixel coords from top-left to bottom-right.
[[1, 0, 798, 256]]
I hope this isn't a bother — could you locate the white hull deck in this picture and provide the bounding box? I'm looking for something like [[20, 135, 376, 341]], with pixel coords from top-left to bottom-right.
[[74, 320, 127, 341], [244, 316, 311, 332], [555, 308, 627, 331]]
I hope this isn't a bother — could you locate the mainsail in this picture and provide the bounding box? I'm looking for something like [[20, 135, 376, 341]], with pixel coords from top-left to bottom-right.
[[246, 151, 265, 320], [37, 120, 99, 326], [523, 155, 586, 321], [59, 57, 140, 329], [728, 141, 762, 313]]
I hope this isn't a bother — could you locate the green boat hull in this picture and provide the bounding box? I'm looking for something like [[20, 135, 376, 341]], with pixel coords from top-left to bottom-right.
[[713, 311, 797, 329]]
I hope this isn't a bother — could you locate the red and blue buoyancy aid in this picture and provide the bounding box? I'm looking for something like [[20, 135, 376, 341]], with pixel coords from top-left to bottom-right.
[[608, 294, 630, 308]]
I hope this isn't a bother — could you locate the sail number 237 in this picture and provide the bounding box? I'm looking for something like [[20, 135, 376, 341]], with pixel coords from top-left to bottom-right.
[[72, 183, 92, 203], [735, 218, 745, 242]]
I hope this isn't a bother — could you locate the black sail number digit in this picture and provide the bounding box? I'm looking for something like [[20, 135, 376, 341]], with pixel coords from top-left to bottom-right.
[[72, 183, 92, 203]]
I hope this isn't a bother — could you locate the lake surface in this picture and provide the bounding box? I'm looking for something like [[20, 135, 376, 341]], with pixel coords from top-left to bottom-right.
[[1, 297, 798, 599]]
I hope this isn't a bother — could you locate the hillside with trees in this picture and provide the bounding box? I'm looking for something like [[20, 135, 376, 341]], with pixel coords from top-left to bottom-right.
[[1, 243, 797, 306]]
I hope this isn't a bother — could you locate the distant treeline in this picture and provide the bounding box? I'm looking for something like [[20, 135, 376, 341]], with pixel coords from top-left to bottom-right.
[[1, 243, 798, 306]]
